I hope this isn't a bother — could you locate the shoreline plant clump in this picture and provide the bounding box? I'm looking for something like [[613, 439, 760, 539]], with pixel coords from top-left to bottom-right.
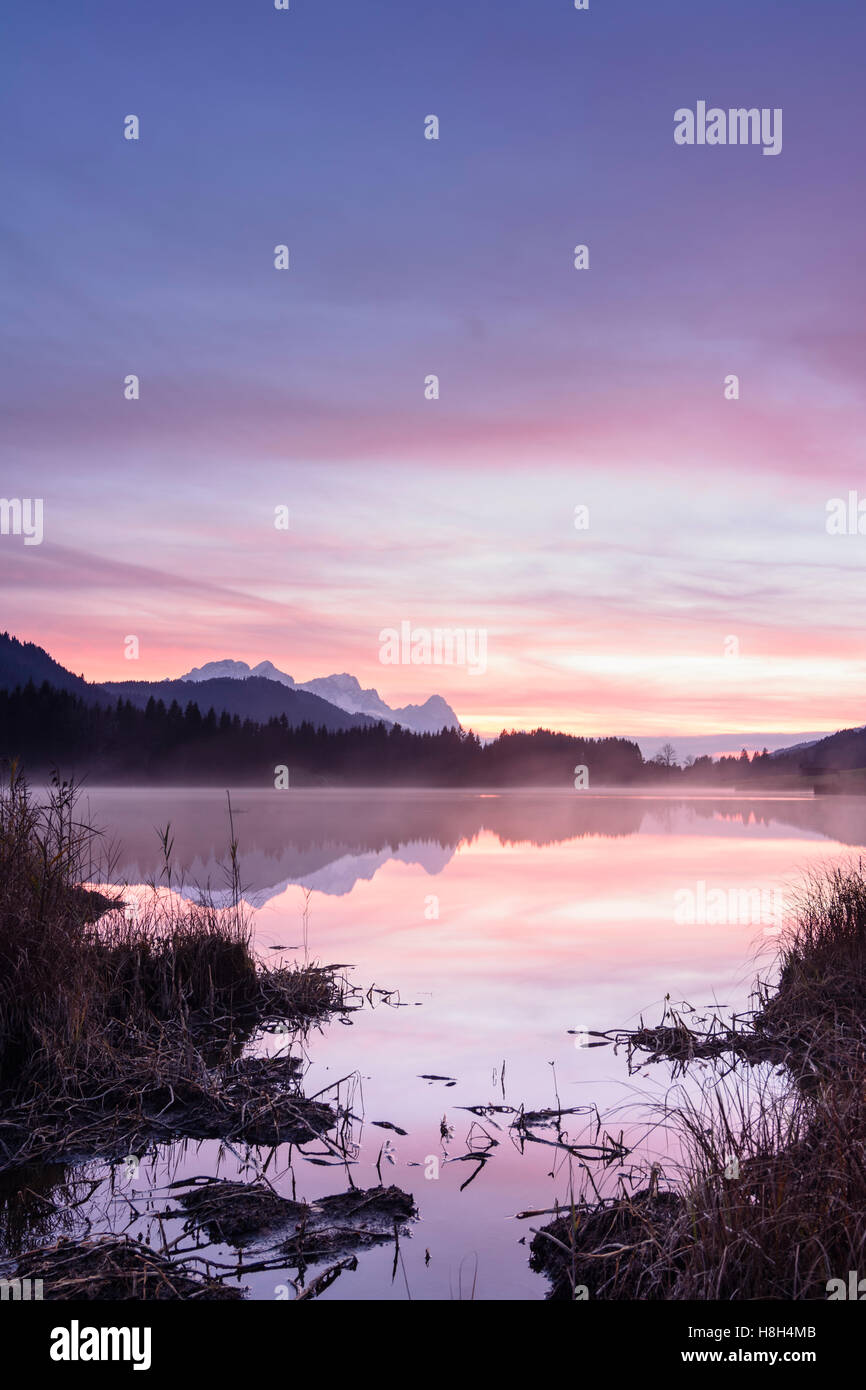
[[0, 767, 348, 1172], [532, 860, 866, 1300]]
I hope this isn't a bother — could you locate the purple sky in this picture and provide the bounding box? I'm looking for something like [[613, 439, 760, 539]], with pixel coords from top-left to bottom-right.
[[2, 0, 865, 737]]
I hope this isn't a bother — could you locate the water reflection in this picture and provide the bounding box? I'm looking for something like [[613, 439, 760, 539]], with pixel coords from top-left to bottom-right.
[[9, 789, 866, 1299], [83, 788, 866, 903]]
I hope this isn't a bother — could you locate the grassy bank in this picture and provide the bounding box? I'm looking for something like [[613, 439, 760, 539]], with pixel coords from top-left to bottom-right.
[[532, 862, 866, 1300], [0, 767, 348, 1171]]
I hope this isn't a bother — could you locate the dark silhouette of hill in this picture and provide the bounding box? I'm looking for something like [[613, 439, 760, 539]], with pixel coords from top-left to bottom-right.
[[0, 633, 376, 732], [670, 729, 866, 786], [0, 632, 96, 698], [103, 677, 376, 731], [786, 726, 866, 774]]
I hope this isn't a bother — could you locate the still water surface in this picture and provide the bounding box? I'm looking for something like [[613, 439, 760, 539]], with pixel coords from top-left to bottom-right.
[[20, 789, 866, 1299]]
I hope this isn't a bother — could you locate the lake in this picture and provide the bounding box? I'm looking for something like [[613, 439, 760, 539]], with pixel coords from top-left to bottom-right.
[[12, 788, 866, 1300]]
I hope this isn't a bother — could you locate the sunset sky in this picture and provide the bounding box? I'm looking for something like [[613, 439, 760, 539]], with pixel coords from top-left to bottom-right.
[[2, 0, 866, 741]]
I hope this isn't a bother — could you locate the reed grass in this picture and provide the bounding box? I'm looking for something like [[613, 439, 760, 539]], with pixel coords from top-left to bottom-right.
[[0, 766, 345, 1168], [533, 860, 866, 1300]]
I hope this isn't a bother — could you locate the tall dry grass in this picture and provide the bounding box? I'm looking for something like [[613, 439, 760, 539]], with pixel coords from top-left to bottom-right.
[[534, 861, 866, 1300], [0, 767, 335, 1104]]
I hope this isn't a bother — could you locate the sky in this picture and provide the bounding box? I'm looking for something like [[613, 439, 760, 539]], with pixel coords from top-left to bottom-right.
[[2, 0, 866, 742]]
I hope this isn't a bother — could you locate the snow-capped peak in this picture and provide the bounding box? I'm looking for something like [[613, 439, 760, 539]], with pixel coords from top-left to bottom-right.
[[178, 659, 460, 732], [182, 659, 252, 682]]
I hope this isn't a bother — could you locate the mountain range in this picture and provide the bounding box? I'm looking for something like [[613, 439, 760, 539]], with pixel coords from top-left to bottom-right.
[[180, 659, 459, 734], [0, 633, 460, 736], [3, 631, 865, 775]]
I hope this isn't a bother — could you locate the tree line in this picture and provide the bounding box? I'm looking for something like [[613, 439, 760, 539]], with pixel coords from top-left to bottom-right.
[[0, 680, 813, 787], [0, 681, 645, 786]]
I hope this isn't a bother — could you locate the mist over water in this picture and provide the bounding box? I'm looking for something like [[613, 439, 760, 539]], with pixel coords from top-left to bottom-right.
[[47, 787, 863, 1299]]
